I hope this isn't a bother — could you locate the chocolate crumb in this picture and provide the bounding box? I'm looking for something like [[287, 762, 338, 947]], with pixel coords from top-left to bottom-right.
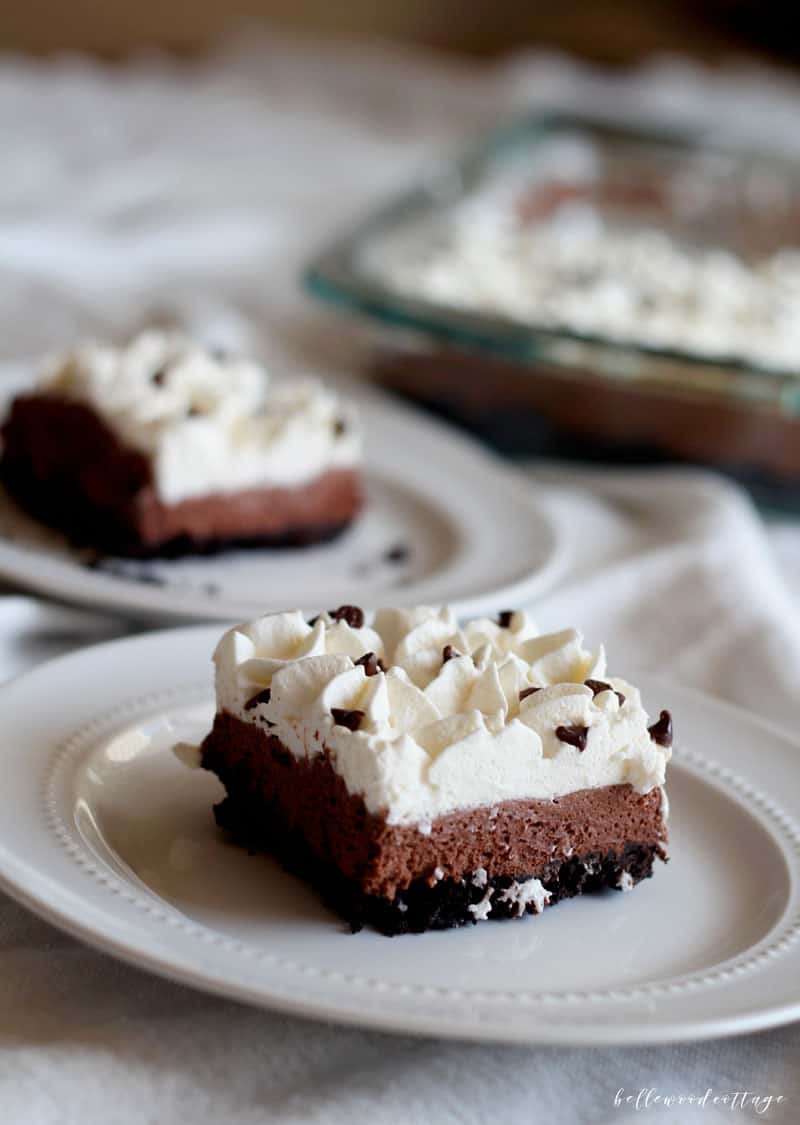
[[385, 543, 410, 565], [188, 404, 204, 417], [307, 614, 320, 627], [585, 678, 626, 706], [497, 610, 514, 628], [91, 559, 165, 585], [333, 418, 347, 437], [355, 652, 384, 676], [245, 688, 272, 711], [442, 644, 460, 663], [556, 724, 589, 751], [330, 605, 365, 629], [519, 686, 541, 701], [331, 708, 365, 732], [151, 368, 167, 387], [135, 572, 166, 586], [648, 710, 673, 748]]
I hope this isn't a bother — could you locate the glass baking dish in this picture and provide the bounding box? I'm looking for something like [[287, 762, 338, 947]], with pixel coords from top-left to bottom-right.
[[305, 114, 800, 510]]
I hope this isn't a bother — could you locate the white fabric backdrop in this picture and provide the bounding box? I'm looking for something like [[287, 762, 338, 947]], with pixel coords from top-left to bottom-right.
[[1, 30, 799, 1123]]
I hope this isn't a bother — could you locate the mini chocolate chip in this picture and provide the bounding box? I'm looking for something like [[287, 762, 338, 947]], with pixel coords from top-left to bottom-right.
[[151, 368, 167, 387], [442, 644, 461, 663], [330, 605, 365, 628], [585, 678, 626, 706], [519, 686, 541, 701], [584, 678, 611, 695], [556, 724, 589, 751], [648, 710, 673, 748], [355, 652, 384, 676], [331, 708, 365, 732], [385, 543, 410, 564], [188, 404, 204, 417], [497, 610, 514, 628], [333, 418, 347, 437], [245, 688, 271, 711]]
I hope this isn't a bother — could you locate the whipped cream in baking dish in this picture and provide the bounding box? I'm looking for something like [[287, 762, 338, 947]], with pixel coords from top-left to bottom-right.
[[364, 190, 800, 374], [213, 606, 671, 828], [38, 331, 361, 504]]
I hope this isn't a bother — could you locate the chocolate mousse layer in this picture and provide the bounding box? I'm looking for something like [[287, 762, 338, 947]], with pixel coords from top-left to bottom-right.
[[1, 396, 363, 556], [202, 711, 668, 935]]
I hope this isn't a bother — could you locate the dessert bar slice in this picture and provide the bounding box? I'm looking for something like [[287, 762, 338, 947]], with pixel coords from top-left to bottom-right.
[[196, 605, 671, 935], [1, 331, 362, 556]]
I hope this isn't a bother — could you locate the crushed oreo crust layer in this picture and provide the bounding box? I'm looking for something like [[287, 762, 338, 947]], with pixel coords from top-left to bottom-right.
[[213, 790, 662, 936]]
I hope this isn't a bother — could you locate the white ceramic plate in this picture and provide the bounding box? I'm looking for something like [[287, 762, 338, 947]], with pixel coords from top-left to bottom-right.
[[0, 376, 563, 623], [0, 625, 799, 1046]]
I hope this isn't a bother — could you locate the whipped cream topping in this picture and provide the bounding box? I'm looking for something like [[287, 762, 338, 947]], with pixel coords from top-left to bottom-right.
[[364, 166, 800, 373], [213, 606, 671, 828], [37, 331, 361, 504]]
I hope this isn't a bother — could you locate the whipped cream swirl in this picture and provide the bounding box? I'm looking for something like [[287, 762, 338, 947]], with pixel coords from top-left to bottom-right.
[[214, 606, 671, 828], [37, 330, 361, 503]]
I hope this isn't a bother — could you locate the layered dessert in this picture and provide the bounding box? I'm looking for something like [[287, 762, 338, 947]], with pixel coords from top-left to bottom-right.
[[0, 331, 363, 555], [195, 605, 672, 935]]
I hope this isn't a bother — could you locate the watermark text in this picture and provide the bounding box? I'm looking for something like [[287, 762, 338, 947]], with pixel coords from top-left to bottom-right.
[[614, 1088, 785, 1115]]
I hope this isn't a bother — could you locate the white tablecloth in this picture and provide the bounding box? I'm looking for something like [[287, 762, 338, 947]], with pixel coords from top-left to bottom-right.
[[1, 31, 799, 1123]]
